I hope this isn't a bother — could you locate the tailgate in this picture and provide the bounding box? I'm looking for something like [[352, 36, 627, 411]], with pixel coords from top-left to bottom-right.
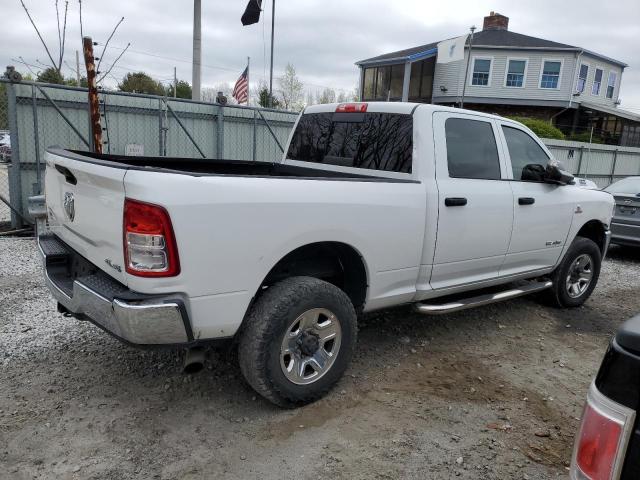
[[44, 151, 128, 285], [613, 195, 640, 222]]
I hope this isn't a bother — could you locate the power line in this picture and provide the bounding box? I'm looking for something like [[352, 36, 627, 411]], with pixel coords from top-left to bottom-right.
[[102, 43, 351, 92]]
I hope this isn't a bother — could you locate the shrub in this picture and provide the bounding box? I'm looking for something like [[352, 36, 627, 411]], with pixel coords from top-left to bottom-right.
[[507, 116, 565, 140], [566, 131, 604, 144]]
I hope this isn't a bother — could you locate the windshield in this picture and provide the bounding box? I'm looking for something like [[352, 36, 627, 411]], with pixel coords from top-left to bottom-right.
[[604, 177, 640, 195], [286, 112, 413, 173]]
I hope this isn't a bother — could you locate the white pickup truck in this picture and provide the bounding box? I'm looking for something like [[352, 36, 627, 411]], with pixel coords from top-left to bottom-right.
[[32, 102, 614, 407]]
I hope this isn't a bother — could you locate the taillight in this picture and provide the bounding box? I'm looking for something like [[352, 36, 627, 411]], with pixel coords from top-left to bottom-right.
[[570, 382, 635, 480], [335, 102, 368, 113], [123, 198, 180, 277]]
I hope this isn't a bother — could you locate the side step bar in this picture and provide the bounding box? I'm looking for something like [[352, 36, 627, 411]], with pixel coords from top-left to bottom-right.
[[414, 280, 553, 315]]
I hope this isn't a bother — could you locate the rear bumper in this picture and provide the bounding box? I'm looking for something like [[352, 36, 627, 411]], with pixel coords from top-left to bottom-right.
[[38, 235, 193, 346], [611, 220, 640, 247]]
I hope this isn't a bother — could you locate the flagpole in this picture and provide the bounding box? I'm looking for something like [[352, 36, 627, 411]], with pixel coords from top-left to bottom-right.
[[460, 25, 476, 109], [268, 0, 275, 107], [247, 56, 250, 106]]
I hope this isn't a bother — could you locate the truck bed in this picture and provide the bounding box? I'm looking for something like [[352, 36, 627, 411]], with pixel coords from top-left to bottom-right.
[[52, 148, 395, 181]]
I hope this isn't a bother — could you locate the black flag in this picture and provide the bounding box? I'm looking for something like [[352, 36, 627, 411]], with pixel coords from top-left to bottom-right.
[[241, 0, 262, 26]]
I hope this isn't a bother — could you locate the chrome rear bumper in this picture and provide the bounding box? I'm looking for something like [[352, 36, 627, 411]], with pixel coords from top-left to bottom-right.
[[38, 235, 192, 346]]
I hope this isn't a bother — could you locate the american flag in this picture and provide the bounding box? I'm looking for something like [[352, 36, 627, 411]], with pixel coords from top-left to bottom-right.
[[232, 67, 249, 104]]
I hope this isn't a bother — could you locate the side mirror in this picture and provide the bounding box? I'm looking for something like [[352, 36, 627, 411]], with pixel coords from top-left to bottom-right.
[[544, 161, 574, 186]]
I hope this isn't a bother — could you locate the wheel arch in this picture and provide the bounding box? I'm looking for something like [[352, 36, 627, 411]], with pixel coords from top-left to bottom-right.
[[576, 219, 608, 256], [254, 241, 369, 313]]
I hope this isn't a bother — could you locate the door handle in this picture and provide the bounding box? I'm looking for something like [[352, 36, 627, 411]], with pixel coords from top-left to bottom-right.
[[54, 164, 77, 185], [518, 197, 535, 205], [445, 197, 467, 207]]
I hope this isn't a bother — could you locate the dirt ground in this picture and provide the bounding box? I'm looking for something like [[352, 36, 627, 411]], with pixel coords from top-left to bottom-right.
[[1, 237, 639, 480]]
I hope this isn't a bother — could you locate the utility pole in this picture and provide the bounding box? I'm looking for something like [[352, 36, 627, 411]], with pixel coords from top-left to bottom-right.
[[75, 50, 81, 86], [174, 67, 177, 98], [460, 25, 476, 109], [268, 0, 275, 107], [83, 37, 102, 154], [192, 0, 202, 101]]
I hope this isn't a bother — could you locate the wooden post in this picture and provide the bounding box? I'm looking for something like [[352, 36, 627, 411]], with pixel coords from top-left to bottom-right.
[[83, 36, 103, 154]]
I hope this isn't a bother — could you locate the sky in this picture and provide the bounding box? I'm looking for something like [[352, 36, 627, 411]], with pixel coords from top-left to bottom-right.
[[2, 0, 640, 111]]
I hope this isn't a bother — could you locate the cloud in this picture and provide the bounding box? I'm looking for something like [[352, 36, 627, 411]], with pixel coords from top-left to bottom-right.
[[1, 0, 639, 110]]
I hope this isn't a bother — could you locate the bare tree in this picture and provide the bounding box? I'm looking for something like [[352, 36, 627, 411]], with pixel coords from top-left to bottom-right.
[[278, 63, 304, 111], [19, 0, 129, 85], [19, 0, 69, 76], [316, 87, 336, 104]]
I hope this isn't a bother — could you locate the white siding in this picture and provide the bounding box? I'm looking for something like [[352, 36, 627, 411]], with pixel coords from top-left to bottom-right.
[[433, 48, 624, 109], [434, 48, 577, 103], [576, 53, 623, 107]]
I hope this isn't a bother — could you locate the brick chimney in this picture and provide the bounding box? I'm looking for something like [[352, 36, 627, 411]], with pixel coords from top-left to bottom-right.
[[483, 11, 509, 31]]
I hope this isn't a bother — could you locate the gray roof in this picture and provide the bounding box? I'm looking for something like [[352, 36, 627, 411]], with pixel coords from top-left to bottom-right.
[[356, 29, 627, 67]]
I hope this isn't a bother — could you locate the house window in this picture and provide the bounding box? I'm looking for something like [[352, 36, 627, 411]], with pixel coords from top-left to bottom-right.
[[607, 71, 617, 99], [362, 64, 406, 102], [408, 57, 436, 102], [363, 68, 375, 100], [592, 68, 603, 95], [505, 59, 526, 87], [540, 61, 561, 89], [576, 64, 589, 93], [375, 66, 391, 100], [471, 58, 491, 86]]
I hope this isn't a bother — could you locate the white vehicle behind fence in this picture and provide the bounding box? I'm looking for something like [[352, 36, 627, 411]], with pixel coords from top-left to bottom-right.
[[31, 102, 614, 407]]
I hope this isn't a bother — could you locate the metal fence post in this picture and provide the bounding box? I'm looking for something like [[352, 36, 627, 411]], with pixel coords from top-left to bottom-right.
[[610, 149, 618, 186], [6, 81, 23, 228], [216, 104, 224, 159], [577, 147, 584, 177], [158, 99, 164, 156], [31, 85, 42, 194], [252, 109, 257, 162]]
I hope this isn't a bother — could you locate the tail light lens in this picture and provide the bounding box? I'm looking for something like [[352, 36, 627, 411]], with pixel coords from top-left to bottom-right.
[[570, 382, 635, 480], [123, 198, 180, 277], [335, 103, 368, 113]]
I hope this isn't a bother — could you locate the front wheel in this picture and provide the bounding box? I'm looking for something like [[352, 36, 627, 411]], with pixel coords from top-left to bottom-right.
[[546, 236, 602, 308], [238, 276, 357, 408]]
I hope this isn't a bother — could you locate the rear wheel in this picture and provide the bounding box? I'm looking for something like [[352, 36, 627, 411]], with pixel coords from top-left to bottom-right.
[[238, 276, 357, 407], [546, 236, 602, 308]]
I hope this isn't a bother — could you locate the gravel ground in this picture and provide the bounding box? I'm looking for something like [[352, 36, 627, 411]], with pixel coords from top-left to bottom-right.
[[1, 238, 639, 480]]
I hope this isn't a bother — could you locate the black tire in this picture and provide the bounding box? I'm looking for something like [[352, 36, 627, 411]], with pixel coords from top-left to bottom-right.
[[546, 236, 602, 308], [238, 276, 357, 408]]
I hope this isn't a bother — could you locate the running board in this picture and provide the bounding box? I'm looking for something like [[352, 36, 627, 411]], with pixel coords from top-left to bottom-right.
[[414, 280, 553, 315]]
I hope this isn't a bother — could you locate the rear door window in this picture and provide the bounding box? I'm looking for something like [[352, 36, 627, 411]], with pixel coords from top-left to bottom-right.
[[286, 112, 413, 173], [445, 118, 501, 180]]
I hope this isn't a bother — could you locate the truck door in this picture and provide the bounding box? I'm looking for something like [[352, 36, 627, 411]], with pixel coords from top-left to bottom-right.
[[430, 112, 514, 290], [497, 123, 574, 276]]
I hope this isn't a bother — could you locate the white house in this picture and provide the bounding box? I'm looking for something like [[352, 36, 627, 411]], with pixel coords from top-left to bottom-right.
[[356, 12, 640, 147]]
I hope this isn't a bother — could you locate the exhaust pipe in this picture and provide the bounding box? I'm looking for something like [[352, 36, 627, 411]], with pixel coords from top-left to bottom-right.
[[183, 346, 206, 374]]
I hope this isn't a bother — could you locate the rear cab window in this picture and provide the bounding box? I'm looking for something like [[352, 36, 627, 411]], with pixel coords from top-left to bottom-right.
[[286, 112, 413, 174]]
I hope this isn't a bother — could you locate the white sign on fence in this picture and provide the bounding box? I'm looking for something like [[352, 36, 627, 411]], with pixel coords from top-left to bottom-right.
[[125, 144, 144, 156]]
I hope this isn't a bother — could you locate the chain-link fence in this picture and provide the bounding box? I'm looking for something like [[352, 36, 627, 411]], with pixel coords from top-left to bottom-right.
[[3, 78, 640, 230], [1, 78, 298, 229], [0, 81, 13, 226]]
